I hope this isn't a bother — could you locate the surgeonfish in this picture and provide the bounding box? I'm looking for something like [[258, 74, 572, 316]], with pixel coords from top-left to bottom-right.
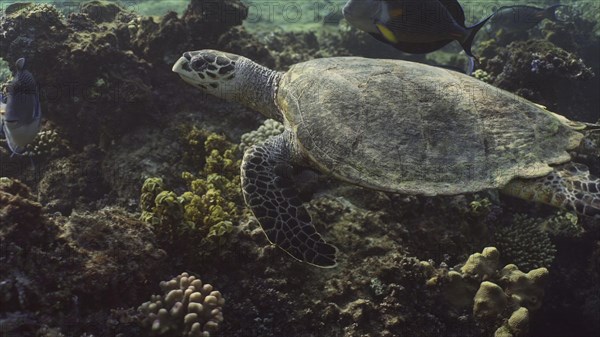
[[342, 0, 493, 60], [489, 4, 565, 33], [0, 58, 42, 155]]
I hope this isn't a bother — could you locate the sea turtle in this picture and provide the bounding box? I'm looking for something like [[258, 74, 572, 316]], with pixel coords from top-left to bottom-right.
[[172, 50, 600, 268]]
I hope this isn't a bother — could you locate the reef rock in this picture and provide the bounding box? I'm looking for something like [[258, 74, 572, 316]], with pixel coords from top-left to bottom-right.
[[0, 178, 166, 336]]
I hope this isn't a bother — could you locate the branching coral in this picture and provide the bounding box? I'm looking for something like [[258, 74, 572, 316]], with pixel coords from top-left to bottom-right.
[[494, 214, 556, 272], [138, 272, 225, 337]]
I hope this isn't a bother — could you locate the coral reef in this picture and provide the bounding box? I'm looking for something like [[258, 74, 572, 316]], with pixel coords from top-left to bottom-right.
[[138, 272, 225, 337], [239, 119, 284, 152], [128, 0, 272, 67], [140, 131, 242, 266], [0, 1, 598, 336], [527, 213, 600, 337], [473, 281, 507, 320], [478, 38, 598, 122], [539, 211, 584, 238], [56, 207, 168, 306], [0, 1, 157, 147], [473, 69, 493, 83], [0, 178, 166, 336], [428, 247, 549, 337], [572, 127, 600, 175], [493, 214, 557, 271], [20, 129, 69, 158], [37, 145, 110, 215], [0, 0, 270, 151], [494, 307, 529, 337], [542, 10, 600, 66]]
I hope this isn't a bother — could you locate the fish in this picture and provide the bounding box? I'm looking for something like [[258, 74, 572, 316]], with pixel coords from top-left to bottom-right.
[[0, 58, 42, 156], [488, 4, 565, 33], [342, 0, 492, 61]]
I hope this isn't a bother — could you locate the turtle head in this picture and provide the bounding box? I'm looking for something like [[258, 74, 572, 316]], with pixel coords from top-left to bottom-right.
[[172, 50, 241, 98], [173, 49, 283, 121]]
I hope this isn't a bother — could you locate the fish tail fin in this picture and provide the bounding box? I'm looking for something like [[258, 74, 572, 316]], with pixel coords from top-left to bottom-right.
[[545, 4, 565, 22], [461, 14, 493, 60], [466, 57, 475, 76]]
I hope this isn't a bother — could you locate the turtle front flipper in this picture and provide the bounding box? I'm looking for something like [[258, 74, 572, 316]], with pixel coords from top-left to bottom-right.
[[241, 131, 338, 267], [502, 163, 600, 217]]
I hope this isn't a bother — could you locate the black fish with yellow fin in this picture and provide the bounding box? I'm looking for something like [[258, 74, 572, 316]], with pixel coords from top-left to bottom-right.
[[343, 0, 492, 59]]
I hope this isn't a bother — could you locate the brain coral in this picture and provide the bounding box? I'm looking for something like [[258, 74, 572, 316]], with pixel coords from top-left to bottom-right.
[[138, 272, 225, 337]]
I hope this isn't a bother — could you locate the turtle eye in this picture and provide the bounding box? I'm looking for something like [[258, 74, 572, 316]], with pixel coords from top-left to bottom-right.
[[191, 58, 208, 71]]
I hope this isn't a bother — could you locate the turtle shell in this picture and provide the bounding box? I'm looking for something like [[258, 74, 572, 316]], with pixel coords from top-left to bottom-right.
[[275, 57, 583, 196]]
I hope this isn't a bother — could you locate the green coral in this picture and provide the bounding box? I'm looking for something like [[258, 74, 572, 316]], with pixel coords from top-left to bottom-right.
[[140, 177, 166, 216], [239, 119, 284, 153], [140, 131, 242, 263], [469, 195, 493, 215], [473, 69, 493, 83], [180, 126, 210, 169], [201, 133, 241, 178], [21, 129, 68, 157], [494, 214, 556, 272]]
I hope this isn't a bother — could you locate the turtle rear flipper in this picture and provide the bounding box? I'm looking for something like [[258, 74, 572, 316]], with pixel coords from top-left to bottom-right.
[[241, 132, 338, 267], [502, 163, 600, 217]]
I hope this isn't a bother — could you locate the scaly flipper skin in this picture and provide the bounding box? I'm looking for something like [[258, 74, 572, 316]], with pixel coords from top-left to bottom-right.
[[502, 163, 600, 217], [240, 131, 338, 267]]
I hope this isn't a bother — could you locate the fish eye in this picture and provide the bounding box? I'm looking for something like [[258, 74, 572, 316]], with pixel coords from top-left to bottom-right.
[[191, 58, 208, 71]]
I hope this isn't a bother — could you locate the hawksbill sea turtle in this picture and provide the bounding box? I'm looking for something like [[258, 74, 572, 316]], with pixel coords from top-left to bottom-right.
[[172, 50, 600, 268]]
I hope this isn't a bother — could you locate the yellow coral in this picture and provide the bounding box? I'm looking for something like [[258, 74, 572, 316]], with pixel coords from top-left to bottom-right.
[[499, 265, 548, 310], [439, 247, 548, 337], [507, 307, 529, 335], [473, 281, 508, 320], [139, 131, 242, 262], [460, 247, 500, 280], [203, 133, 241, 178]]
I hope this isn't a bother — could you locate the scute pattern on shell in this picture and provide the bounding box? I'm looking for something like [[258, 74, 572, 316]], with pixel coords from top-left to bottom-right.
[[276, 57, 583, 195]]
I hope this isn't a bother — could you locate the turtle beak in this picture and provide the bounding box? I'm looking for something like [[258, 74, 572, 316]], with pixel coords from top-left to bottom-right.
[[172, 56, 188, 74], [172, 56, 199, 86]]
